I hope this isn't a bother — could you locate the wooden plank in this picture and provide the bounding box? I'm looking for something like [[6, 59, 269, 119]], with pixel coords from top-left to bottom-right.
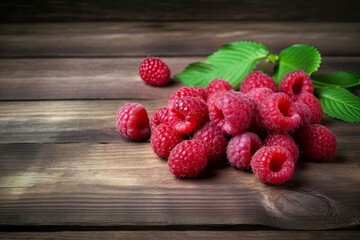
[[1, 0, 359, 22], [0, 22, 359, 57], [0, 141, 359, 230], [0, 56, 359, 101], [1, 99, 360, 144], [0, 231, 359, 240]]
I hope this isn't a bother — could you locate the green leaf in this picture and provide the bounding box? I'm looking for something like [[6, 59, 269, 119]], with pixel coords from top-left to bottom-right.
[[175, 41, 269, 88], [318, 86, 360, 123], [273, 44, 321, 84], [312, 71, 360, 89]]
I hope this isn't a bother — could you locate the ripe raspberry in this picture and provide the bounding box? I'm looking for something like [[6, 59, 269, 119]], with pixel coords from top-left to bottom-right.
[[240, 71, 277, 94], [168, 140, 207, 177], [227, 132, 262, 169], [294, 102, 312, 127], [247, 87, 274, 105], [258, 93, 301, 131], [193, 122, 228, 165], [116, 103, 150, 141], [295, 124, 337, 161], [264, 132, 299, 162], [139, 58, 170, 86], [206, 79, 233, 95], [169, 86, 207, 104], [209, 91, 254, 135], [297, 93, 323, 124], [150, 123, 183, 159], [280, 70, 313, 100], [150, 107, 169, 130], [168, 97, 209, 134], [251, 146, 295, 184]]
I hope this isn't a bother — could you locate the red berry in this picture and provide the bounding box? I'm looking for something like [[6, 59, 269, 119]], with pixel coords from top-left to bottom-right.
[[296, 93, 323, 124], [264, 132, 299, 162], [208, 91, 254, 135], [168, 140, 207, 177], [227, 132, 262, 169], [280, 70, 313, 100], [169, 86, 207, 104], [116, 103, 150, 141], [168, 96, 209, 134], [240, 71, 277, 94], [150, 123, 183, 159], [139, 58, 171, 86], [206, 79, 233, 95], [258, 93, 301, 131], [193, 122, 228, 165], [247, 87, 274, 105], [295, 124, 337, 161], [150, 107, 169, 130], [251, 146, 295, 184], [294, 102, 312, 127]]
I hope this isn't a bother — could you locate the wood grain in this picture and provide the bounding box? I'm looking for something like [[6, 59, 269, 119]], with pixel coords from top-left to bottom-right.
[[0, 142, 359, 229], [1, 0, 359, 22], [0, 57, 359, 100], [0, 231, 359, 240], [0, 22, 359, 57]]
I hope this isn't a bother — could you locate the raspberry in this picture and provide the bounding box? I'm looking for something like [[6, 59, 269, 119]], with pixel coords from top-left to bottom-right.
[[295, 124, 337, 161], [116, 103, 150, 141], [294, 102, 312, 127], [169, 86, 207, 104], [150, 123, 183, 159], [227, 132, 262, 169], [193, 122, 228, 165], [264, 132, 299, 162], [280, 70, 313, 100], [168, 140, 207, 177], [150, 107, 169, 130], [296, 93, 323, 124], [209, 91, 254, 135], [168, 96, 209, 134], [247, 87, 274, 105], [251, 146, 295, 184], [240, 71, 277, 94], [258, 93, 301, 131], [206, 79, 232, 95], [139, 58, 170, 86]]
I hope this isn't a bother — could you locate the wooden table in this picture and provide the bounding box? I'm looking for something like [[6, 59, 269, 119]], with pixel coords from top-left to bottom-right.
[[0, 22, 359, 239]]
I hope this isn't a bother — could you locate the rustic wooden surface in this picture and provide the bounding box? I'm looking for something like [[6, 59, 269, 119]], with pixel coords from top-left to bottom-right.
[[0, 21, 359, 239]]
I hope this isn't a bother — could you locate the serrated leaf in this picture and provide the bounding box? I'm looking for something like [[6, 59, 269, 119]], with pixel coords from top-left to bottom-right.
[[312, 71, 360, 89], [273, 44, 321, 84], [175, 41, 269, 88], [318, 86, 360, 123]]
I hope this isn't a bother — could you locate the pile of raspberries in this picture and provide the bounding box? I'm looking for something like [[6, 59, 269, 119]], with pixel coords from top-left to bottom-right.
[[116, 58, 337, 184]]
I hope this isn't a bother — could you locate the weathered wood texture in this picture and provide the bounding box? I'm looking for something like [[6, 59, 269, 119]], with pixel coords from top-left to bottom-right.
[[0, 22, 359, 57], [1, 57, 359, 100], [1, 0, 360, 22], [1, 231, 360, 240]]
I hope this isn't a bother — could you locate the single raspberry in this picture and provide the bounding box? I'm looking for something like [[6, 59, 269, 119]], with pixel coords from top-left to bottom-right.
[[206, 79, 233, 95], [258, 93, 301, 131], [150, 123, 183, 159], [168, 96, 209, 134], [209, 91, 254, 135], [227, 132, 262, 169], [247, 87, 274, 105], [168, 140, 207, 177], [193, 122, 228, 165], [150, 107, 169, 130], [296, 93, 323, 124], [251, 146, 295, 184], [169, 86, 207, 104], [116, 103, 150, 141], [264, 132, 299, 162], [280, 70, 313, 100], [295, 124, 337, 161], [240, 71, 277, 94], [139, 58, 171, 86], [294, 102, 312, 127]]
